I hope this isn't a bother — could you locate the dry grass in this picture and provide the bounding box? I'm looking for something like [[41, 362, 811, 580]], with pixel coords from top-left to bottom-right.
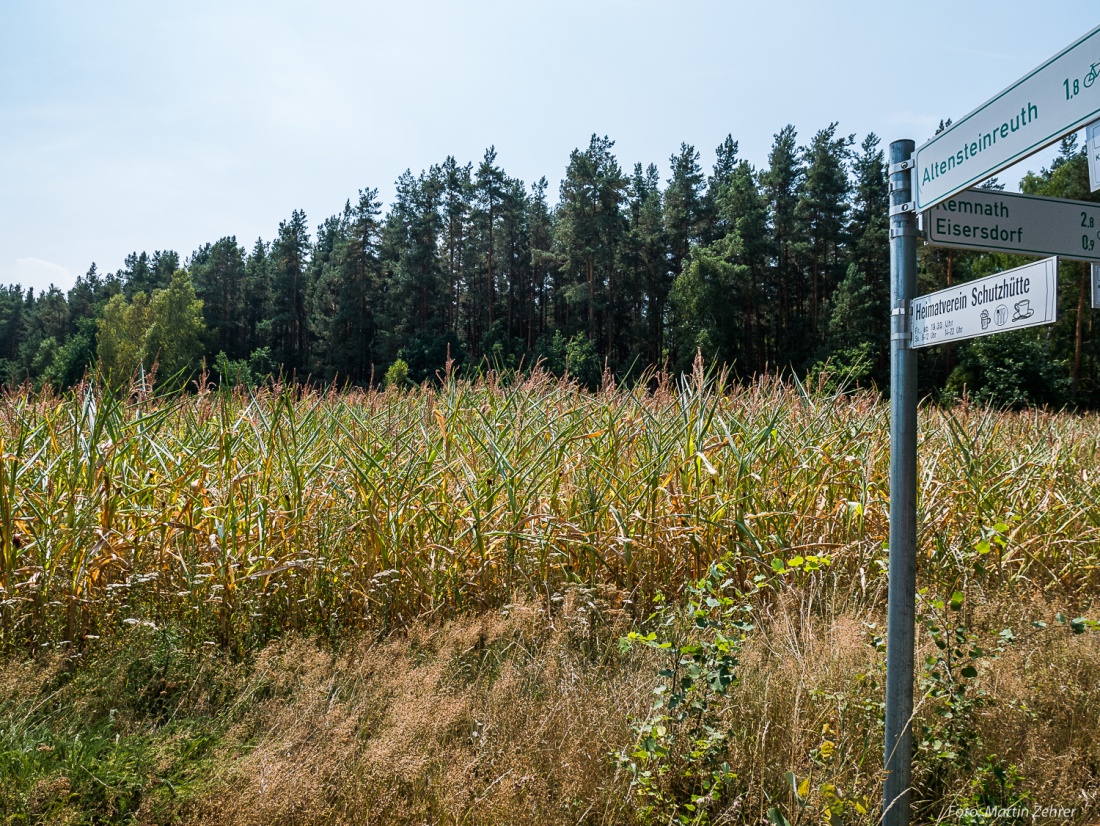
[[1, 587, 1097, 824], [175, 593, 644, 826], [80, 591, 1090, 825]]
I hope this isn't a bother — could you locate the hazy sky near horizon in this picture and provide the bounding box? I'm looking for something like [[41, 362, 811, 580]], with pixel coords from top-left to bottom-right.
[[1, 1, 1095, 294]]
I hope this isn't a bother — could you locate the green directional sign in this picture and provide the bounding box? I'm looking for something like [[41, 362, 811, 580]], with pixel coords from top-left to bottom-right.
[[924, 188, 1100, 261], [914, 24, 1100, 211]]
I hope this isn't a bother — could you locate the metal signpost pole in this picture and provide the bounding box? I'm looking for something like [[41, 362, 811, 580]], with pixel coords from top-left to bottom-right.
[[884, 139, 918, 826]]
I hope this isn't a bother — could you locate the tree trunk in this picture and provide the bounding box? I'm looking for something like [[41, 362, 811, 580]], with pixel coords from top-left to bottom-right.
[[945, 251, 956, 375], [487, 202, 495, 330], [587, 257, 595, 335], [1073, 261, 1088, 396]]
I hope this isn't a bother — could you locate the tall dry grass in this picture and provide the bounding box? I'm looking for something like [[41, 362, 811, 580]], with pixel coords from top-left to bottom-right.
[[6, 587, 1091, 825], [0, 369, 1098, 652]]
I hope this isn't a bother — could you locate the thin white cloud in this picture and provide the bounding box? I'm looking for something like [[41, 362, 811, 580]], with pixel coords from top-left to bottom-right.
[[9, 258, 73, 293]]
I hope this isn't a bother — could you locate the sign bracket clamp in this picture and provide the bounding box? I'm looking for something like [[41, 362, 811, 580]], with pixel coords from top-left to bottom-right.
[[890, 303, 911, 349]]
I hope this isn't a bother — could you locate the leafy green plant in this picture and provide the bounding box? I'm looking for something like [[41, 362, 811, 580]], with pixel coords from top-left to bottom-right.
[[767, 762, 872, 826], [917, 591, 993, 771], [912, 589, 1035, 824], [759, 552, 832, 589], [617, 557, 753, 824], [948, 756, 1032, 825], [384, 358, 410, 389], [213, 351, 254, 388]]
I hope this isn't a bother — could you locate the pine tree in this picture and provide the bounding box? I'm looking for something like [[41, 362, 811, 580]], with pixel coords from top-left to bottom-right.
[[189, 237, 247, 359], [495, 176, 532, 359], [671, 156, 770, 373], [270, 210, 312, 370], [845, 133, 890, 379], [244, 239, 272, 358], [120, 251, 178, 296], [555, 135, 627, 358], [624, 162, 668, 364], [797, 123, 853, 343], [440, 156, 473, 338], [528, 178, 555, 350], [761, 125, 804, 369], [311, 189, 384, 380], [721, 160, 772, 371], [35, 286, 70, 342], [665, 143, 707, 281], [705, 135, 740, 242], [120, 252, 152, 296], [472, 148, 507, 351], [0, 286, 25, 380], [379, 168, 450, 379]]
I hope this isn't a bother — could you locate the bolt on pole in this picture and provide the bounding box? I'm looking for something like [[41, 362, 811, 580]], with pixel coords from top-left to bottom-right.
[[884, 138, 918, 826]]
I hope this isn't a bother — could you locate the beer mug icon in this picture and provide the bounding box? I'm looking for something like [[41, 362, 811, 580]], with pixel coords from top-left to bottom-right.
[[995, 305, 1008, 326], [980, 309, 991, 330]]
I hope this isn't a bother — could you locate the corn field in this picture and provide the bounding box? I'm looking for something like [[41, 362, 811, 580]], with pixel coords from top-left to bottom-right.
[[1, 368, 1098, 653]]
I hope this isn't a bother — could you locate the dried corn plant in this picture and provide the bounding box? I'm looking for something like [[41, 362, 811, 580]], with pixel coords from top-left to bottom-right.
[[0, 369, 1097, 654]]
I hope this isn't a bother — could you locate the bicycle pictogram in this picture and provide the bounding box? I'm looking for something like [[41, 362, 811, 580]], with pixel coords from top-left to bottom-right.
[[1084, 60, 1100, 88]]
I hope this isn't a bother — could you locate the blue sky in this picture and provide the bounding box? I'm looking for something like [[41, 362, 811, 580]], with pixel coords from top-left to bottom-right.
[[1, 1, 1094, 293]]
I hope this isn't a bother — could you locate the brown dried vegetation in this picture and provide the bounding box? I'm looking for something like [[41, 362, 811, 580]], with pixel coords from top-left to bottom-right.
[[0, 375, 1097, 823]]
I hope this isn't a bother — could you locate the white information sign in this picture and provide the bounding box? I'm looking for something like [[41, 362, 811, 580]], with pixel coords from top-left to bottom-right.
[[914, 25, 1100, 211], [910, 257, 1058, 349], [1093, 262, 1100, 309], [924, 187, 1100, 260], [1087, 120, 1100, 192]]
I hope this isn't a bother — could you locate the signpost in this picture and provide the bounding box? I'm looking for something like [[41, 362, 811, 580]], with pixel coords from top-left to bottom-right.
[[910, 257, 1058, 348], [924, 189, 1100, 260], [884, 140, 919, 826], [913, 24, 1100, 211], [887, 24, 1100, 826]]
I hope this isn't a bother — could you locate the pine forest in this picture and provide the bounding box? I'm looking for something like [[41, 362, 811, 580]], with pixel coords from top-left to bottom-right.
[[4, 126, 1099, 406]]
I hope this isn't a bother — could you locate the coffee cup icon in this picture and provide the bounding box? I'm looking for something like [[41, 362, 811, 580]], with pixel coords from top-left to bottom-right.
[[980, 309, 991, 330], [1012, 299, 1034, 322], [995, 305, 1008, 326]]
